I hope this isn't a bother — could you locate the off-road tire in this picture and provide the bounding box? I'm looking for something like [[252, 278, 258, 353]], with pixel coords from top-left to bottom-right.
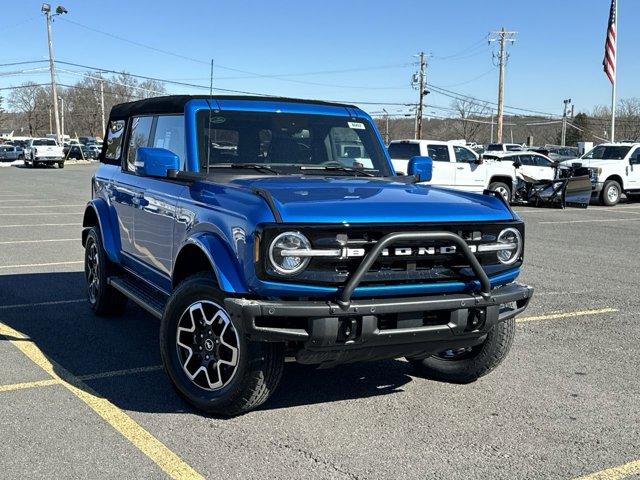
[[488, 181, 512, 202], [408, 317, 515, 383], [160, 273, 284, 417], [84, 227, 128, 316], [600, 179, 621, 206]]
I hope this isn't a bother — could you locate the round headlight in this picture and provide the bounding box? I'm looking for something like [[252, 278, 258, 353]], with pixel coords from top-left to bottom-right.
[[496, 228, 522, 265], [268, 231, 311, 275]]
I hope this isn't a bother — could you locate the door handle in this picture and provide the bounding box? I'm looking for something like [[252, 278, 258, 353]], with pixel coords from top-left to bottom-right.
[[456, 167, 465, 170]]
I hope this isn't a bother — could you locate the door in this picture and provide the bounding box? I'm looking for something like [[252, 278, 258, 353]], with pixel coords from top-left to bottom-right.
[[516, 154, 540, 179], [425, 144, 455, 187], [531, 154, 556, 180], [452, 145, 485, 192], [626, 147, 640, 189], [132, 115, 187, 276], [112, 116, 153, 259]]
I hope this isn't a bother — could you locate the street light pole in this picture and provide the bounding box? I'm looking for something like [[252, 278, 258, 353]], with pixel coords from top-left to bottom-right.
[[41, 4, 68, 145], [561, 98, 572, 147]]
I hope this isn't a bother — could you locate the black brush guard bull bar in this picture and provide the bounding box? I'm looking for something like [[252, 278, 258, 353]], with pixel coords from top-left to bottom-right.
[[225, 231, 533, 364]]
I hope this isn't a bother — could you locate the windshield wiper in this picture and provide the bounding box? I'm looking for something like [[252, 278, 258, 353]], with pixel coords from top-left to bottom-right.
[[299, 165, 375, 177], [208, 163, 280, 175]]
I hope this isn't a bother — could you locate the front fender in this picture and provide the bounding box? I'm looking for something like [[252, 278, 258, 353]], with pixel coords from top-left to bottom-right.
[[82, 199, 121, 264], [176, 232, 248, 294]]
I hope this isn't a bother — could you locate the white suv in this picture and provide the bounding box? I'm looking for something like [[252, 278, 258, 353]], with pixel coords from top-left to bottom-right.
[[560, 143, 640, 206], [388, 139, 517, 200]]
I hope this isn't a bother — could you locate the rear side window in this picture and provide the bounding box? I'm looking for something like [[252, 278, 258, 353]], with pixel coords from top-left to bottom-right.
[[126, 116, 153, 172], [33, 139, 57, 146], [506, 145, 522, 152], [152, 115, 186, 169], [388, 142, 420, 160], [427, 144, 450, 162], [487, 144, 502, 151], [105, 120, 125, 161]]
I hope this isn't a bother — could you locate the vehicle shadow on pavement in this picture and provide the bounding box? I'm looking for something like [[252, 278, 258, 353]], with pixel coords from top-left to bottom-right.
[[0, 272, 415, 415]]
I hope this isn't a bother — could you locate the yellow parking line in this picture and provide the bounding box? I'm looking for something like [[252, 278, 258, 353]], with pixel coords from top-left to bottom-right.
[[0, 378, 60, 393], [0, 322, 203, 480], [0, 366, 165, 394], [574, 460, 640, 480], [517, 307, 618, 323]]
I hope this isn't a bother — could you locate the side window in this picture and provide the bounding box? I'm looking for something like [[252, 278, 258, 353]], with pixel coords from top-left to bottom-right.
[[104, 120, 125, 162], [534, 155, 552, 167], [632, 148, 640, 161], [152, 115, 186, 170], [125, 116, 153, 172], [519, 155, 534, 166], [426, 144, 450, 162], [453, 146, 477, 163]]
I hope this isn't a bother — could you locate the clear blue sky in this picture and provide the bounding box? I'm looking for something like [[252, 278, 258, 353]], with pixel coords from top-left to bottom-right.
[[2, 0, 638, 118]]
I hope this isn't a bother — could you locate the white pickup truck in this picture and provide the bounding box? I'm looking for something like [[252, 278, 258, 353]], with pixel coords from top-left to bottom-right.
[[388, 139, 517, 201], [560, 142, 640, 206], [23, 138, 65, 168]]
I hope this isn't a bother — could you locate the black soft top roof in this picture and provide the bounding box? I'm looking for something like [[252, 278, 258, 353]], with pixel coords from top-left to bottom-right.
[[109, 95, 356, 119]]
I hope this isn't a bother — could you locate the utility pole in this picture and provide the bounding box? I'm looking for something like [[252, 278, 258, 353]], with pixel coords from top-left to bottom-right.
[[561, 98, 572, 146], [100, 80, 105, 135], [382, 108, 389, 144], [490, 112, 495, 143], [48, 105, 52, 134], [42, 4, 68, 145], [489, 28, 516, 143], [60, 96, 65, 141], [412, 52, 428, 139]]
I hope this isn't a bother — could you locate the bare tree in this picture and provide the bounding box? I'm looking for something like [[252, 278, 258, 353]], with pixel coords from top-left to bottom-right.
[[450, 99, 491, 142], [8, 82, 50, 136]]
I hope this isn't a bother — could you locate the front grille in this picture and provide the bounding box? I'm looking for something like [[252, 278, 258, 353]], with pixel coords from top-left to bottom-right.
[[257, 222, 523, 286]]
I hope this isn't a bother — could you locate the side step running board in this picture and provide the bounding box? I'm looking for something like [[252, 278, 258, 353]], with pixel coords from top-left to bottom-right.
[[108, 275, 167, 319]]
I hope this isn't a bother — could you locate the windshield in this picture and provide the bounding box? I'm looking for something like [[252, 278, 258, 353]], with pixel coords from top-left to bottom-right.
[[506, 144, 522, 151], [582, 145, 631, 160], [387, 142, 421, 160], [487, 144, 502, 151], [197, 110, 390, 176], [33, 139, 57, 146]]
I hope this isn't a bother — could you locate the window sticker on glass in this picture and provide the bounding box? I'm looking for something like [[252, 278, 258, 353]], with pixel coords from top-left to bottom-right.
[[348, 121, 365, 130]]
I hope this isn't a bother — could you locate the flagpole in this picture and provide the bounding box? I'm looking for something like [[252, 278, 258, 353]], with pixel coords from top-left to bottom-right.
[[610, 0, 617, 142]]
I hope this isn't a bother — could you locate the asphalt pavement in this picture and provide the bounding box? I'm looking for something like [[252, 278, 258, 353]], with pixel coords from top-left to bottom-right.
[[0, 163, 638, 479]]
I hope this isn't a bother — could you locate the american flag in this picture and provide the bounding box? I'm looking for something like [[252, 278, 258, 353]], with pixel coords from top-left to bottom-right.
[[603, 0, 617, 85]]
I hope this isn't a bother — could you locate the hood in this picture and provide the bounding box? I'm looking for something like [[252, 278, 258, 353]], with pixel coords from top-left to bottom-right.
[[229, 176, 515, 223], [560, 158, 620, 168]]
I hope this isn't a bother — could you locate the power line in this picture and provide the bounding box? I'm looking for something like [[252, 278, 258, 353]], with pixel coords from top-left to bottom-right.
[[55, 60, 267, 95]]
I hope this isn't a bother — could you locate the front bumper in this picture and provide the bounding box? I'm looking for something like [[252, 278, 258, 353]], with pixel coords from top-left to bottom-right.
[[225, 282, 533, 366], [592, 181, 604, 194], [34, 157, 64, 163]]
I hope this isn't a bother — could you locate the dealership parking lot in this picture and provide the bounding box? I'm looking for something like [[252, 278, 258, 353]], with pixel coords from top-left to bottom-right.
[[0, 164, 638, 480]]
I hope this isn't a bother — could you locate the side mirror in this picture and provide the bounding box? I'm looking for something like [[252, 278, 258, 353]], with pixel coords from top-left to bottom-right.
[[408, 156, 433, 182], [475, 156, 484, 165], [136, 147, 180, 177], [513, 161, 522, 169]]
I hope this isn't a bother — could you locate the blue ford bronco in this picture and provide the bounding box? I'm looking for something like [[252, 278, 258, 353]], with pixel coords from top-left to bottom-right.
[[82, 95, 533, 416]]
